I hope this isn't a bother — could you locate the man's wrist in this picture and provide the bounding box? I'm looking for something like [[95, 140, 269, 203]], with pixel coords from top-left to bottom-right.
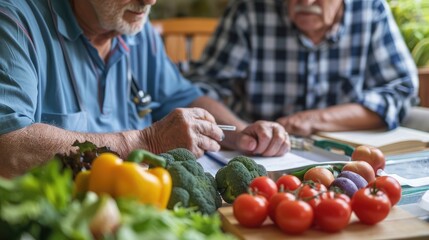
[[311, 109, 331, 133], [139, 126, 161, 154]]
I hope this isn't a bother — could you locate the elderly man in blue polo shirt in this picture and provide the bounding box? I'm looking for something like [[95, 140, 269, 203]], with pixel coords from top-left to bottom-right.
[[0, 0, 290, 177], [186, 0, 419, 136]]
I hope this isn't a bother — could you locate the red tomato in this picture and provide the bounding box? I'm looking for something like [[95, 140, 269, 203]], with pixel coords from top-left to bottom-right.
[[298, 182, 327, 210], [233, 193, 268, 228], [332, 192, 351, 205], [368, 176, 402, 206], [351, 188, 391, 225], [275, 174, 301, 191], [268, 192, 296, 223], [314, 198, 352, 232], [351, 145, 386, 174], [275, 200, 313, 234], [325, 191, 351, 205], [249, 176, 278, 200], [303, 167, 335, 188]]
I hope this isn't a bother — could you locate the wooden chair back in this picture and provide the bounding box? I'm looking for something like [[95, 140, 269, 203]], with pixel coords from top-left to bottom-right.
[[151, 18, 218, 63]]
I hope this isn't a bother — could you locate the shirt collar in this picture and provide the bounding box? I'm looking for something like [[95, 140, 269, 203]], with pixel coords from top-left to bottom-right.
[[50, 0, 82, 41], [121, 27, 145, 47]]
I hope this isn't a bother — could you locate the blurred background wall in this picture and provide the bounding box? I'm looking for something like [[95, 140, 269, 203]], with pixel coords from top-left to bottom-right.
[[151, 0, 229, 19]]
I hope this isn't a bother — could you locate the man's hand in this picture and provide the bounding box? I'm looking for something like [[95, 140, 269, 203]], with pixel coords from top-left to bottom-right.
[[276, 110, 322, 137], [141, 108, 224, 158], [234, 121, 290, 157]]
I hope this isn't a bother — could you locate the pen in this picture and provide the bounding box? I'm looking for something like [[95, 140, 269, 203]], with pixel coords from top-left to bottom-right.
[[205, 152, 227, 166], [217, 125, 237, 131]]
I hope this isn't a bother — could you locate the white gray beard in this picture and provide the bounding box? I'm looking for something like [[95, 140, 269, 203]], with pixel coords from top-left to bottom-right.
[[120, 5, 151, 35], [95, 2, 151, 35]]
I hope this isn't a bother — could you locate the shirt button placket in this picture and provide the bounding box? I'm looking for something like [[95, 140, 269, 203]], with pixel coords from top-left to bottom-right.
[[306, 51, 317, 108]]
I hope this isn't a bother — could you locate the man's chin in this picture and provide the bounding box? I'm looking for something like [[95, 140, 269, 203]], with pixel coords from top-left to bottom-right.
[[124, 7, 150, 35], [119, 21, 146, 35], [294, 19, 323, 32]]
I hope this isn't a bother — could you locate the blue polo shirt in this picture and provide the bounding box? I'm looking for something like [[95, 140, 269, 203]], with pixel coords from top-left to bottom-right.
[[0, 0, 202, 134]]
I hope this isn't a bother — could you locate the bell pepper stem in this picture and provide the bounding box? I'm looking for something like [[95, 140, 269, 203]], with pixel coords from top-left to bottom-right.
[[127, 149, 166, 168]]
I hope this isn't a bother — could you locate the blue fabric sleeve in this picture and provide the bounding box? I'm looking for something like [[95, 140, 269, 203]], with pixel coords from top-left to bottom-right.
[[359, 0, 418, 130], [0, 7, 38, 135]]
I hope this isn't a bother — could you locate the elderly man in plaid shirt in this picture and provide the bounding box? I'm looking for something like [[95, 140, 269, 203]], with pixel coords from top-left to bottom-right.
[[186, 0, 418, 137]]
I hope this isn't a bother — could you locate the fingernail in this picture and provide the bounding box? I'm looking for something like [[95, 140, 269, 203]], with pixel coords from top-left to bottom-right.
[[220, 134, 225, 142]]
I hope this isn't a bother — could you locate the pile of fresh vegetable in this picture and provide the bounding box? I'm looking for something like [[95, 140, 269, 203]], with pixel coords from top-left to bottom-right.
[[231, 145, 402, 234], [1, 139, 402, 238], [0, 143, 237, 240], [232, 174, 401, 234]]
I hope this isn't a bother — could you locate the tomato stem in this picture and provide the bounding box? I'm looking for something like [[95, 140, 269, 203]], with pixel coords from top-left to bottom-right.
[[369, 182, 380, 195]]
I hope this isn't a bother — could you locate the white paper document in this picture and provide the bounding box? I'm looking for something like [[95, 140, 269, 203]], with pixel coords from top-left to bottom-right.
[[198, 155, 224, 176], [206, 150, 324, 172]]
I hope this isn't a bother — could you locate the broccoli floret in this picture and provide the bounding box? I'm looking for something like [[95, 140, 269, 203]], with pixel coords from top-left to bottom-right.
[[164, 149, 222, 214], [158, 153, 175, 168], [167, 148, 196, 161], [215, 156, 267, 203], [168, 187, 190, 209], [205, 172, 223, 208]]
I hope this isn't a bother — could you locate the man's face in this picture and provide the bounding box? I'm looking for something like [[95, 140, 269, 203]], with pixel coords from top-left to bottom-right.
[[287, 0, 343, 34], [88, 0, 156, 35]]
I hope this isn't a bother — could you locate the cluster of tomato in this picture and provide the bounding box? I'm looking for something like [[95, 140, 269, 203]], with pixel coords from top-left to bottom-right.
[[232, 174, 402, 235]]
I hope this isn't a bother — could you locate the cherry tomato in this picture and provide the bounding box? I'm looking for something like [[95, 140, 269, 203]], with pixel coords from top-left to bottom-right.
[[342, 161, 376, 183], [314, 198, 352, 232], [275, 174, 301, 191], [268, 192, 296, 223], [351, 188, 391, 225], [303, 167, 335, 188], [249, 176, 278, 200], [275, 200, 313, 234], [233, 193, 268, 228], [298, 182, 327, 210], [368, 176, 402, 206], [351, 145, 386, 173]]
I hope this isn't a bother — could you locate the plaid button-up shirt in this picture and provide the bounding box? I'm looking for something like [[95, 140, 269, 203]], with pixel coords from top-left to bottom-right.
[[185, 0, 418, 130]]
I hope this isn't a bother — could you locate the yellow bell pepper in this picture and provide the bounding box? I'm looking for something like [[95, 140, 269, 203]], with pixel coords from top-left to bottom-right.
[[113, 163, 168, 208], [88, 153, 123, 195], [83, 150, 171, 209], [146, 167, 173, 209]]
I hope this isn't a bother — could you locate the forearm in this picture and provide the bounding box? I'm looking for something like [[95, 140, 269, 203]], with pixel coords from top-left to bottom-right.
[[314, 103, 385, 132], [0, 123, 144, 178]]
